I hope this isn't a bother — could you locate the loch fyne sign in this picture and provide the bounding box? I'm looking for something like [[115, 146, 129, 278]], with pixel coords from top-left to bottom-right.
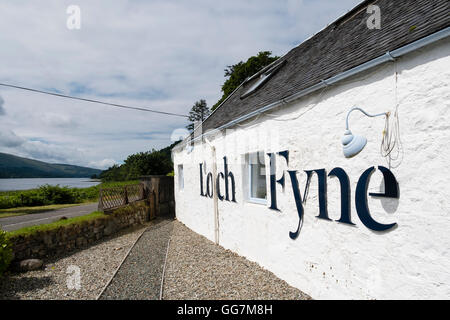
[[199, 157, 236, 202], [199, 152, 399, 239]]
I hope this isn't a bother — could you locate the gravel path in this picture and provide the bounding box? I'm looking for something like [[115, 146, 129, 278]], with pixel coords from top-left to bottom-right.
[[163, 221, 311, 300], [99, 218, 173, 300], [1, 218, 310, 300], [0, 226, 146, 300]]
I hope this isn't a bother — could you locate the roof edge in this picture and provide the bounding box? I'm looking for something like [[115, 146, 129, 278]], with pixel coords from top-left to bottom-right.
[[173, 26, 450, 152]]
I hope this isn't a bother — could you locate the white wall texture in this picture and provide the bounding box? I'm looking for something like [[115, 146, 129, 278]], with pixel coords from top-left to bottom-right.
[[173, 38, 450, 299]]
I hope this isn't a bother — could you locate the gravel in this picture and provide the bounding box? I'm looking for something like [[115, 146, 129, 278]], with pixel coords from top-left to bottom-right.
[[1, 218, 311, 300], [99, 218, 173, 300], [163, 221, 311, 300], [0, 226, 146, 300]]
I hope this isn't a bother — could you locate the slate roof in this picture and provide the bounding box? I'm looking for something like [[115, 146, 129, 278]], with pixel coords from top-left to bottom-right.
[[201, 0, 449, 133]]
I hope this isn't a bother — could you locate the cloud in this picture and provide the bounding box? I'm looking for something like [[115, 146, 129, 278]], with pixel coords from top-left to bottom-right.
[[42, 113, 78, 128], [0, 96, 5, 115], [18, 140, 79, 163], [0, 0, 362, 166], [88, 159, 118, 170], [0, 127, 86, 164], [0, 129, 25, 148]]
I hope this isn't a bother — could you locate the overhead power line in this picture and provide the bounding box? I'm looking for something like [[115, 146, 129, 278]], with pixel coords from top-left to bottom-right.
[[0, 82, 188, 118]]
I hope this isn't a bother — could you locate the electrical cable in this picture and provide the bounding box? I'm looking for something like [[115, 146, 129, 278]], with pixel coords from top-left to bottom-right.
[[0, 82, 188, 118], [380, 64, 404, 168], [236, 113, 262, 129], [234, 86, 328, 131], [264, 86, 328, 122]]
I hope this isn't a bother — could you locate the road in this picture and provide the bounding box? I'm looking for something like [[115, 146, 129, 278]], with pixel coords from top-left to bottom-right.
[[0, 203, 99, 231]]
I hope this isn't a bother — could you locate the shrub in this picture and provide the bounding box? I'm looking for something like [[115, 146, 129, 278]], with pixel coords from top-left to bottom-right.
[[37, 184, 80, 204], [0, 228, 13, 276], [0, 181, 140, 210]]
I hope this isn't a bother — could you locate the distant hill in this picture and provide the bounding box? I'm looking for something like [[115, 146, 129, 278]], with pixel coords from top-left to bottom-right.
[[0, 152, 102, 178]]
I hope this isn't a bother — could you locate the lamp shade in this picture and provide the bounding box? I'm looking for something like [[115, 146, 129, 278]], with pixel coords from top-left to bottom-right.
[[342, 130, 367, 158]]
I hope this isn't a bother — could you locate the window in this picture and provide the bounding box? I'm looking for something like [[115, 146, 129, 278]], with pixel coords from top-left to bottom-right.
[[178, 164, 184, 190], [240, 60, 286, 99], [241, 73, 270, 98], [248, 152, 267, 203]]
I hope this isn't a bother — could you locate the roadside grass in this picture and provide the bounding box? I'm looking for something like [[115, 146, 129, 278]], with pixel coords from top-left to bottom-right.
[[0, 203, 96, 219], [6, 211, 106, 238], [97, 180, 140, 188]]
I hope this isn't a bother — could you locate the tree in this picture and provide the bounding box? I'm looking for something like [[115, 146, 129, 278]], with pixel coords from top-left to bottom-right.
[[187, 99, 210, 131], [212, 51, 279, 111], [98, 140, 181, 182]]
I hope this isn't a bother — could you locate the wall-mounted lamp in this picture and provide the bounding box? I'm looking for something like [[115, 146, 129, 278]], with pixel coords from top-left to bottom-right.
[[342, 107, 388, 158]]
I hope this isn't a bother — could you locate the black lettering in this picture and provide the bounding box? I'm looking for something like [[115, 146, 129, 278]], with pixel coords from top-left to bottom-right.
[[199, 163, 205, 197], [206, 172, 213, 198], [223, 157, 236, 202], [304, 169, 331, 221], [287, 170, 305, 240], [217, 172, 224, 201], [329, 167, 354, 225], [268, 151, 289, 211], [355, 167, 397, 231]]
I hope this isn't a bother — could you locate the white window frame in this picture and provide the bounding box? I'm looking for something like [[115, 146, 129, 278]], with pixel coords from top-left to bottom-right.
[[240, 60, 286, 99], [247, 152, 267, 205]]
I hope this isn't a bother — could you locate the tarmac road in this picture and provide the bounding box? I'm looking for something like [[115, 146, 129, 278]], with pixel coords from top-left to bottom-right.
[[0, 203, 99, 231]]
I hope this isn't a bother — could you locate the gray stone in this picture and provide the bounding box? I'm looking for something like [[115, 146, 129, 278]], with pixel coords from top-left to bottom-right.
[[76, 237, 87, 247], [19, 259, 43, 271], [104, 222, 117, 236]]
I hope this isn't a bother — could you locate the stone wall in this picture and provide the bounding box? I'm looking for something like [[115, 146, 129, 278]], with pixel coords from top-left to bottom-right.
[[10, 200, 149, 262]]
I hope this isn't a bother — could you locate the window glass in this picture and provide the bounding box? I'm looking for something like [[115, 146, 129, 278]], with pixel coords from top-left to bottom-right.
[[249, 152, 266, 200], [241, 60, 286, 99]]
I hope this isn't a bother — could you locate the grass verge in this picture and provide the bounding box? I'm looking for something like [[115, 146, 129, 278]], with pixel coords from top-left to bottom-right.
[[6, 211, 106, 238], [0, 202, 96, 219]]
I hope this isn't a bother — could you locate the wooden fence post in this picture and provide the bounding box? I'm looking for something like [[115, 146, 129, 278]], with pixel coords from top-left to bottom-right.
[[138, 175, 175, 218], [149, 191, 156, 220], [168, 178, 175, 216], [124, 186, 128, 205], [155, 179, 161, 217]]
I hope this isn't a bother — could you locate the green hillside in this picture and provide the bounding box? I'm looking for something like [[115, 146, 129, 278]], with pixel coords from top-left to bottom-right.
[[0, 152, 102, 178]]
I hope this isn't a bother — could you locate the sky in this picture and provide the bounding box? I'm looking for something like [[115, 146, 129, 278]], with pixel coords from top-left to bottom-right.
[[0, 0, 361, 169]]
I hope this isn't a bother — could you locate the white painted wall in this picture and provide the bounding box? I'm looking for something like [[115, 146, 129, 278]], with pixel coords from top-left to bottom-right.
[[173, 38, 450, 299]]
